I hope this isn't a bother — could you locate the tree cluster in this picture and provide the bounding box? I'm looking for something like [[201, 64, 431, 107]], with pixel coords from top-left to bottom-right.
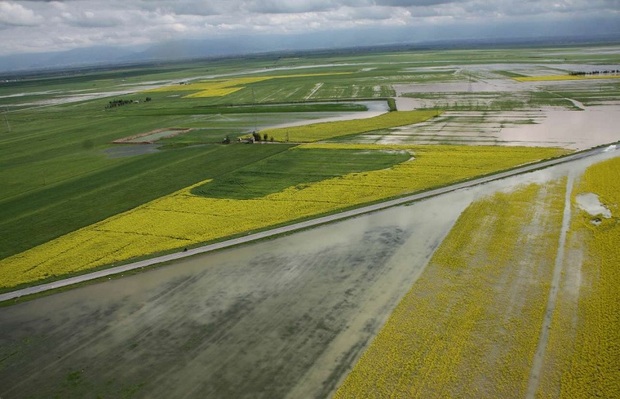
[[569, 70, 620, 76], [251, 131, 274, 142], [105, 97, 151, 109]]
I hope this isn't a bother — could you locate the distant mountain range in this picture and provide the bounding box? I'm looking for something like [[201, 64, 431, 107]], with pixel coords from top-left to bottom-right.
[[1, 32, 619, 76]]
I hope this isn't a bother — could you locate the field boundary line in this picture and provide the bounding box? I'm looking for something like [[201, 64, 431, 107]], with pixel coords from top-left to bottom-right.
[[525, 169, 576, 399]]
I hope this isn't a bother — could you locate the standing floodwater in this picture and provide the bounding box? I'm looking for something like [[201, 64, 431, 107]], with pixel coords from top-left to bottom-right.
[[1, 147, 617, 398], [0, 190, 472, 399]]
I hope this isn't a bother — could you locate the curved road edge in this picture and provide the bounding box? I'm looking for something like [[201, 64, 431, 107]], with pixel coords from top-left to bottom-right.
[[1, 144, 616, 303]]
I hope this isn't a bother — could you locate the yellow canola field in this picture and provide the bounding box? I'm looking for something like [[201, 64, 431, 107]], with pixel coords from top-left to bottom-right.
[[145, 73, 351, 98], [0, 145, 568, 289], [263, 110, 441, 142], [145, 77, 271, 98], [536, 156, 620, 398], [514, 74, 620, 82], [334, 179, 568, 398]]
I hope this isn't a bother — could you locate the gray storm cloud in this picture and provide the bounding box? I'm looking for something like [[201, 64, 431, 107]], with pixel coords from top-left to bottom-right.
[[0, 0, 618, 56]]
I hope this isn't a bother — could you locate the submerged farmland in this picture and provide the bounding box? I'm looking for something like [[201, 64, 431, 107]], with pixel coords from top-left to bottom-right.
[[0, 44, 619, 398], [335, 153, 620, 398]]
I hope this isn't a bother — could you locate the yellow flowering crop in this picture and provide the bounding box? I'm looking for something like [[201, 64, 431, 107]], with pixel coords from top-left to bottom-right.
[[0, 145, 568, 289], [334, 179, 567, 398], [262, 110, 442, 142], [536, 156, 620, 398], [145, 77, 271, 98]]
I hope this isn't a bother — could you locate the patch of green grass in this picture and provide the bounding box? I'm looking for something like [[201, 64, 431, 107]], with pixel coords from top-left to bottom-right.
[[387, 97, 397, 111], [192, 147, 410, 199]]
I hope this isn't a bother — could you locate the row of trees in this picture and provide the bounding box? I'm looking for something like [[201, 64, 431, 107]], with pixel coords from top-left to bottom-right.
[[222, 131, 275, 144], [569, 70, 620, 76], [251, 131, 274, 142], [105, 97, 151, 109]]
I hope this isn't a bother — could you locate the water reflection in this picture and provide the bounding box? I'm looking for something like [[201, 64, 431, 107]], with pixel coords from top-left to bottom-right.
[[0, 188, 470, 399]]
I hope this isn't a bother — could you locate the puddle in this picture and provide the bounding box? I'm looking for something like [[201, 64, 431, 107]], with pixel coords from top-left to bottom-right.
[[575, 193, 612, 218], [114, 128, 191, 144], [102, 144, 160, 158]]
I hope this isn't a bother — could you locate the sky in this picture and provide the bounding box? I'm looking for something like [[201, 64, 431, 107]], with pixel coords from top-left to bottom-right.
[[1, 0, 619, 58]]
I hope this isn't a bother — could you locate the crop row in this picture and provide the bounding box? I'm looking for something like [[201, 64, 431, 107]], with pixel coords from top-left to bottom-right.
[[334, 179, 567, 398], [0, 145, 568, 288], [536, 156, 620, 398]]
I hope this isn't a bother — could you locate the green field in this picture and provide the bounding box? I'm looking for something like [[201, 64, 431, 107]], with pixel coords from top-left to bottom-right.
[[0, 144, 293, 259], [1, 43, 619, 285], [192, 147, 411, 199]]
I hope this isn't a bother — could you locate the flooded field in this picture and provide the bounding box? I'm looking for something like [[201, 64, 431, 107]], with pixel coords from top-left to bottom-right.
[[264, 100, 389, 130], [356, 106, 620, 149], [2, 148, 617, 398], [2, 44, 619, 398], [0, 190, 472, 398], [333, 149, 620, 398], [388, 61, 620, 150]]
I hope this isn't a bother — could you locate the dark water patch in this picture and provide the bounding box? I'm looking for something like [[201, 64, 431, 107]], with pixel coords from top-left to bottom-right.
[[102, 144, 160, 158]]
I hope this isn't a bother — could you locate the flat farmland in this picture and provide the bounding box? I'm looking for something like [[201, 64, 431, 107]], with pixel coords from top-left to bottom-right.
[[0, 144, 565, 290], [1, 44, 619, 398]]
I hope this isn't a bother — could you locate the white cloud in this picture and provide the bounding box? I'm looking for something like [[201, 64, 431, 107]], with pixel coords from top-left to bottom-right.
[[0, 0, 618, 57], [0, 1, 43, 26]]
